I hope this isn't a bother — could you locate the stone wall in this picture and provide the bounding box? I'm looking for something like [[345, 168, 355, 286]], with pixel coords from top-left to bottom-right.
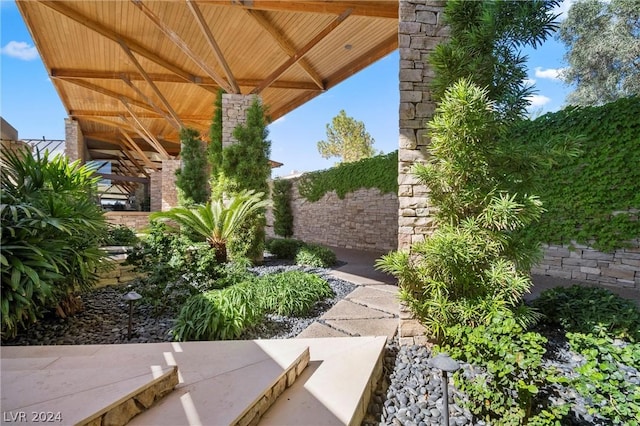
[[105, 212, 152, 231], [398, 0, 447, 251], [222, 94, 258, 147], [533, 243, 640, 289], [267, 178, 399, 252], [64, 118, 86, 163]]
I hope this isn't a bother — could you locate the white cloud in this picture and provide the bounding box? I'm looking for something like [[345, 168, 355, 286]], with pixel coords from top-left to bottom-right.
[[526, 94, 551, 107], [534, 67, 565, 80], [1, 41, 38, 61]]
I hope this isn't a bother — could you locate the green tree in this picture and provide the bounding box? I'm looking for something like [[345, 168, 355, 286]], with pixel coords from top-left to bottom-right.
[[559, 0, 640, 106], [175, 127, 209, 205], [151, 189, 270, 264], [1, 149, 109, 338], [208, 89, 224, 192], [317, 110, 376, 163], [272, 179, 294, 238], [429, 0, 560, 121]]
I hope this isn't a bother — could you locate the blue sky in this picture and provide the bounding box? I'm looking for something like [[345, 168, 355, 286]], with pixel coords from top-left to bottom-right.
[[1, 0, 573, 177]]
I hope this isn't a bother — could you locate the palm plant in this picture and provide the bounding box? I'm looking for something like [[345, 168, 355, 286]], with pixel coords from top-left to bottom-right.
[[151, 189, 270, 264], [1, 148, 109, 338]]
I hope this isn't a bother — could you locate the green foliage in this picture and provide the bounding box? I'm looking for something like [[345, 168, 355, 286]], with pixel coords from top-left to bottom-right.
[[535, 285, 640, 342], [1, 149, 109, 338], [175, 127, 209, 205], [258, 271, 333, 316], [429, 0, 560, 121], [298, 151, 397, 202], [272, 179, 294, 238], [317, 109, 377, 163], [377, 82, 547, 341], [151, 189, 270, 264], [208, 89, 224, 188], [294, 244, 337, 268], [568, 333, 640, 424], [173, 270, 333, 340], [559, 0, 640, 106], [512, 97, 640, 252], [266, 238, 305, 259], [221, 98, 271, 195], [101, 224, 138, 246], [437, 316, 569, 425]]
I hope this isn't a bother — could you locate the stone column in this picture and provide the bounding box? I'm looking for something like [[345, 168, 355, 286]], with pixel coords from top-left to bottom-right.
[[149, 170, 162, 212], [221, 93, 259, 147], [65, 117, 85, 163], [161, 159, 181, 211], [398, 0, 447, 251]]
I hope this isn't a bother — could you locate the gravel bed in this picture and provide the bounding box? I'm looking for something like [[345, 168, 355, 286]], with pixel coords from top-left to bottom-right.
[[2, 263, 356, 346]]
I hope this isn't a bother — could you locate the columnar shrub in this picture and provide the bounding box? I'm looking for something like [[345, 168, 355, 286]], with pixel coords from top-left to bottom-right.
[[272, 178, 293, 238], [175, 127, 209, 205]]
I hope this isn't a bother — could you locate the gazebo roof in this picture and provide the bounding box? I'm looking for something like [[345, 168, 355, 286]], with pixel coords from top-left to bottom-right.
[[17, 0, 398, 176]]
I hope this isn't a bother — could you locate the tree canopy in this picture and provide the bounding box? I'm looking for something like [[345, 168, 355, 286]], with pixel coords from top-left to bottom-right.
[[559, 0, 640, 106], [317, 109, 376, 163]]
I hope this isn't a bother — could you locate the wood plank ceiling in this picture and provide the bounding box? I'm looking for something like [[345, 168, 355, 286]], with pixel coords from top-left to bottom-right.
[[17, 0, 398, 178]]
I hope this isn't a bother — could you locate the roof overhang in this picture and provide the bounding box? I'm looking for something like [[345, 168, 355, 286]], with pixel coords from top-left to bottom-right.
[[17, 0, 398, 175]]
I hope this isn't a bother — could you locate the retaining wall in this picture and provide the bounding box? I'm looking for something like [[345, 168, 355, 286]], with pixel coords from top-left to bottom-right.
[[105, 212, 152, 231]]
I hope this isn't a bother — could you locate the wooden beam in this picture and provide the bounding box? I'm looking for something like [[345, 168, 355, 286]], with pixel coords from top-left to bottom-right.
[[118, 129, 160, 170], [59, 78, 159, 115], [186, 0, 240, 93], [131, 0, 233, 93], [120, 149, 151, 178], [200, 1, 398, 18], [245, 9, 324, 90], [120, 75, 181, 130], [39, 1, 215, 92], [97, 172, 149, 184], [52, 69, 322, 90], [251, 8, 352, 94], [120, 104, 171, 160], [69, 109, 211, 121], [118, 41, 184, 129], [80, 116, 136, 133]]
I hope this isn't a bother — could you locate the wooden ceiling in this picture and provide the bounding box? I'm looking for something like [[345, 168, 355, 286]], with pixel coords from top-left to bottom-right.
[[17, 0, 398, 176]]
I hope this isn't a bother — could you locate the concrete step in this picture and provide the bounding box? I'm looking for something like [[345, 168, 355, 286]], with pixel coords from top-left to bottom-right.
[[260, 336, 387, 426]]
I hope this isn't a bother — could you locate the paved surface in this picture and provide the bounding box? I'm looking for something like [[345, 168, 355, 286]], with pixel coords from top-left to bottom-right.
[[296, 246, 640, 339], [297, 247, 400, 340]]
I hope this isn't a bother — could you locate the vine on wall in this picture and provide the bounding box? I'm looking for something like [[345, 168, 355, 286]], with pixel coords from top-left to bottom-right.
[[514, 96, 640, 252], [298, 151, 398, 202]]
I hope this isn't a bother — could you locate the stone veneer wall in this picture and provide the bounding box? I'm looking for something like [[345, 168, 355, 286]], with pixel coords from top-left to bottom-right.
[[397, 1, 448, 251], [266, 179, 399, 252], [535, 243, 640, 289], [64, 118, 86, 163], [149, 159, 181, 212], [105, 212, 152, 231], [222, 94, 258, 147]]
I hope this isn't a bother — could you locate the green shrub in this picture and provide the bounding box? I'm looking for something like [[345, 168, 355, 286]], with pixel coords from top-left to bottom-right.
[[173, 279, 264, 341], [266, 238, 305, 259], [567, 333, 640, 424], [534, 285, 640, 342], [102, 224, 138, 246], [272, 179, 294, 237], [295, 244, 337, 268], [257, 271, 333, 316], [437, 317, 568, 425], [298, 151, 397, 202]]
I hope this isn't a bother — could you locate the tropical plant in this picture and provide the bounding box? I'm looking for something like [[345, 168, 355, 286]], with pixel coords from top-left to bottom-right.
[[101, 224, 138, 246], [317, 109, 377, 163], [1, 148, 109, 338], [150, 189, 270, 264], [295, 244, 337, 268], [175, 127, 209, 205], [559, 0, 640, 106], [257, 271, 333, 316]]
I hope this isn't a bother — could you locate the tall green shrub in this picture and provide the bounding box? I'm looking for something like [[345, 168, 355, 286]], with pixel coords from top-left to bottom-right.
[[1, 149, 109, 338], [272, 179, 293, 237], [175, 127, 209, 205], [208, 89, 224, 193]]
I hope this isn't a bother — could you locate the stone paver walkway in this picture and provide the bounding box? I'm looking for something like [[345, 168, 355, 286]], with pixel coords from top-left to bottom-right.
[[297, 247, 400, 340]]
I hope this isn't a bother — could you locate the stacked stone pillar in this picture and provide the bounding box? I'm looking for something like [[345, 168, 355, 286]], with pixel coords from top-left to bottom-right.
[[222, 93, 259, 147], [398, 0, 448, 342], [64, 118, 86, 163], [398, 1, 447, 251]]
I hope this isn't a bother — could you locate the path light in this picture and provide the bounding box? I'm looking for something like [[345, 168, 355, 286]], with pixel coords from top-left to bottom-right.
[[123, 291, 142, 340], [431, 352, 460, 426]]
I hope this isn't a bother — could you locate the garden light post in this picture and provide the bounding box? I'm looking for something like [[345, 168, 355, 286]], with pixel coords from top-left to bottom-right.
[[123, 291, 142, 340], [432, 353, 460, 426]]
